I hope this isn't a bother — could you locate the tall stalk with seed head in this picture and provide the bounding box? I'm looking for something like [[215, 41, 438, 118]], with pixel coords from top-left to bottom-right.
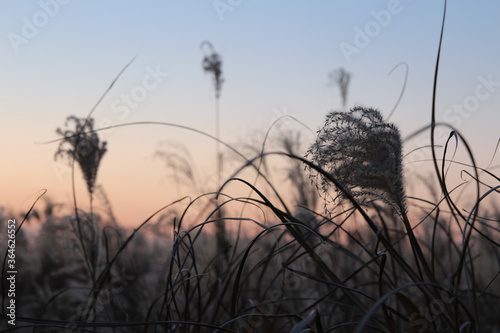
[[201, 41, 230, 263], [56, 116, 107, 197], [328, 67, 351, 110], [55, 116, 106, 281], [306, 107, 434, 281], [201, 41, 224, 188]]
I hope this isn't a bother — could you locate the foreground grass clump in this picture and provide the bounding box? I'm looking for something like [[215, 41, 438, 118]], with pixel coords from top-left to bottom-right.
[[2, 105, 500, 332]]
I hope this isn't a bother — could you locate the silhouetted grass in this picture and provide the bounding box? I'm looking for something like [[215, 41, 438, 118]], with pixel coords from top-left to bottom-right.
[[2, 1, 500, 332], [2, 118, 499, 332]]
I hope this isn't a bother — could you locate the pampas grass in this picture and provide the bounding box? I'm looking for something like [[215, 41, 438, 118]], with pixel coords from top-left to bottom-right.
[[2, 2, 499, 332], [306, 106, 406, 215], [55, 116, 107, 195]]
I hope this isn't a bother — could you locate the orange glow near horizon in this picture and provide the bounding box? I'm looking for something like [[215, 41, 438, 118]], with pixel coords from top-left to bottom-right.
[[1, 2, 499, 230]]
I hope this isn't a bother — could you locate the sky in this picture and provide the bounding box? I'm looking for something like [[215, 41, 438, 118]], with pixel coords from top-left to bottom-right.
[[1, 1, 499, 226]]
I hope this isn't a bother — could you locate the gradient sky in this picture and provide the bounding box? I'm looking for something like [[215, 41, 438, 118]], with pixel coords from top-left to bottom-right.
[[1, 1, 499, 226]]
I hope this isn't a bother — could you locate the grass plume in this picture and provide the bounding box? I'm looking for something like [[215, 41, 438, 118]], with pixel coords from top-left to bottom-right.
[[306, 106, 407, 215], [55, 116, 107, 195]]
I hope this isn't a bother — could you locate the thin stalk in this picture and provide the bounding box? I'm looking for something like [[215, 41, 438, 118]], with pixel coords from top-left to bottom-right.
[[216, 97, 221, 189], [215, 90, 229, 271]]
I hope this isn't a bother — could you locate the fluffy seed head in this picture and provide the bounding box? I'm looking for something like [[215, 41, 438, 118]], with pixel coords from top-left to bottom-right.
[[201, 41, 224, 99], [306, 106, 406, 213], [55, 116, 107, 194]]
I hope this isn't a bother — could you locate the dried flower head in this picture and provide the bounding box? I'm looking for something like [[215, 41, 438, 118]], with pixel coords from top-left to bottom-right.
[[328, 67, 351, 109], [306, 106, 406, 213], [55, 116, 107, 194], [201, 41, 224, 99]]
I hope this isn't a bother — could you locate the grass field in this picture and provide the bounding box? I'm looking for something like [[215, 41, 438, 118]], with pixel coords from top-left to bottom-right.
[[1, 2, 500, 333]]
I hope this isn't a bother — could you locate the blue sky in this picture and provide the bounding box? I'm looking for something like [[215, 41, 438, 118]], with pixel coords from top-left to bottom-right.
[[1, 1, 499, 225]]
